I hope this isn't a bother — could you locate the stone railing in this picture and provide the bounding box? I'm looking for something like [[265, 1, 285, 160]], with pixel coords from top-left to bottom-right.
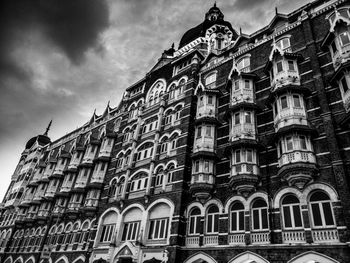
[[231, 88, 254, 105], [282, 230, 305, 243], [231, 163, 259, 176], [251, 231, 270, 244], [312, 229, 339, 243], [231, 123, 256, 140], [185, 236, 200, 247], [203, 235, 218, 246], [278, 150, 316, 167], [228, 233, 245, 245], [271, 69, 300, 90]]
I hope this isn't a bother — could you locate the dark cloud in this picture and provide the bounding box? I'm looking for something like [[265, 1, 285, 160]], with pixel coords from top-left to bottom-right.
[[233, 0, 270, 10], [0, 0, 110, 67]]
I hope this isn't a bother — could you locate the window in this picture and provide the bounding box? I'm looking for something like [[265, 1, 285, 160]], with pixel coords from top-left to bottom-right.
[[281, 96, 288, 109], [100, 224, 115, 243], [293, 95, 301, 108], [246, 149, 253, 162], [148, 218, 168, 240], [160, 142, 168, 153], [204, 161, 210, 173], [136, 143, 153, 161], [109, 179, 117, 197], [194, 160, 200, 173], [199, 96, 204, 106], [277, 60, 283, 73], [205, 126, 212, 137], [130, 174, 148, 192], [230, 202, 245, 232], [244, 79, 250, 89], [288, 60, 295, 71], [331, 41, 338, 54], [165, 112, 173, 125], [234, 113, 240, 125], [169, 85, 176, 99], [277, 38, 290, 50], [208, 95, 213, 105], [286, 137, 293, 151], [300, 136, 307, 150], [341, 76, 349, 93], [234, 81, 240, 90], [245, 112, 252, 124], [197, 126, 202, 137], [282, 195, 302, 229], [235, 150, 241, 163], [252, 199, 268, 230], [155, 172, 164, 186], [206, 205, 219, 233], [339, 31, 350, 46], [122, 221, 140, 241], [116, 156, 123, 169], [189, 208, 201, 235], [310, 191, 335, 227], [205, 73, 217, 86]]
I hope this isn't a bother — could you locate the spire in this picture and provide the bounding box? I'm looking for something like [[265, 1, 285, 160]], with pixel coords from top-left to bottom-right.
[[214, 1, 216, 7], [44, 120, 52, 136], [275, 6, 278, 14]]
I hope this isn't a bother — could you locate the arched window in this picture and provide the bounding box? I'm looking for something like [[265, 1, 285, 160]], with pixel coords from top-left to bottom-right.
[[116, 153, 123, 169], [109, 178, 117, 197], [167, 164, 175, 183], [121, 208, 142, 241], [130, 173, 148, 192], [99, 212, 117, 243], [117, 177, 125, 196], [281, 195, 303, 229], [80, 221, 90, 244], [309, 191, 335, 228], [72, 222, 81, 245], [206, 205, 219, 234], [178, 79, 186, 96], [147, 81, 166, 106], [230, 202, 245, 232], [136, 142, 154, 161], [169, 84, 176, 100], [124, 150, 131, 167], [148, 203, 171, 240], [164, 110, 173, 126], [188, 208, 201, 235], [160, 137, 169, 154], [174, 105, 182, 121], [252, 199, 268, 231], [155, 168, 164, 187]]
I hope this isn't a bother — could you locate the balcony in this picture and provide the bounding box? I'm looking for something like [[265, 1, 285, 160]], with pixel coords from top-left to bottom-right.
[[193, 137, 215, 153], [278, 150, 316, 167], [186, 236, 200, 247], [42, 167, 54, 182], [97, 145, 113, 160], [68, 155, 82, 171], [82, 198, 99, 212], [190, 173, 215, 203], [67, 203, 81, 213], [59, 182, 74, 194], [89, 171, 105, 187], [197, 105, 217, 119], [332, 44, 350, 71], [282, 230, 305, 244], [228, 233, 245, 245], [230, 123, 256, 141], [45, 185, 59, 199], [73, 177, 89, 190], [37, 209, 50, 219], [52, 162, 67, 178], [19, 194, 34, 207], [312, 229, 339, 243], [81, 151, 97, 166], [271, 70, 300, 91], [4, 198, 19, 208], [229, 172, 259, 196], [30, 170, 43, 185], [250, 231, 270, 244], [231, 88, 254, 107], [32, 191, 45, 203], [274, 107, 307, 132], [203, 235, 218, 246]]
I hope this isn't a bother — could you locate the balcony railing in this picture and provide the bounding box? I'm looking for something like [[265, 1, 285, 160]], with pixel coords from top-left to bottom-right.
[[74, 178, 89, 189], [231, 88, 254, 105], [194, 137, 215, 153], [271, 70, 300, 90], [67, 203, 81, 211], [37, 209, 50, 218], [53, 163, 66, 176], [68, 156, 81, 170], [278, 150, 316, 167], [250, 231, 270, 244], [312, 229, 339, 243], [82, 150, 97, 164], [45, 186, 58, 198], [203, 235, 218, 246], [231, 123, 255, 141], [274, 107, 307, 131], [191, 173, 215, 185], [231, 163, 259, 176], [185, 236, 200, 247], [84, 198, 99, 208], [282, 230, 305, 243], [197, 105, 216, 119], [228, 233, 245, 245], [98, 145, 113, 159], [332, 44, 350, 71]]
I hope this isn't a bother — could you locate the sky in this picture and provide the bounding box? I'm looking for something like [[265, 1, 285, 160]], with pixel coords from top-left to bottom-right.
[[0, 0, 309, 200]]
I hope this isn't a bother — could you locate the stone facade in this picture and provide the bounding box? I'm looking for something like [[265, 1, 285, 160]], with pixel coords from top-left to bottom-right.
[[1, 0, 350, 263]]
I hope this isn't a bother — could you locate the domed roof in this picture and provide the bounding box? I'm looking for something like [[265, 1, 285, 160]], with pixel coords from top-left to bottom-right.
[[25, 135, 51, 149], [178, 4, 238, 49]]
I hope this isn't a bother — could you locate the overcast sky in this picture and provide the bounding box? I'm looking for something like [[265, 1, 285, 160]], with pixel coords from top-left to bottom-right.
[[0, 0, 309, 200]]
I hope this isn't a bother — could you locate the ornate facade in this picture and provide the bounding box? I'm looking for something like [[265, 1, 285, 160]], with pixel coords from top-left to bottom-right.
[[1, 1, 350, 262]]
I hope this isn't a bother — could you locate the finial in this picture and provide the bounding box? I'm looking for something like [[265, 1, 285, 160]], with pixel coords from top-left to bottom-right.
[[171, 42, 174, 49], [107, 100, 110, 107], [44, 120, 52, 136], [275, 6, 278, 14], [240, 27, 242, 35], [214, 1, 216, 7]]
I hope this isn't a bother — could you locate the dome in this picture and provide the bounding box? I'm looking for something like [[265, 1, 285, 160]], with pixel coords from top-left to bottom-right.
[[25, 135, 51, 149], [178, 4, 238, 49]]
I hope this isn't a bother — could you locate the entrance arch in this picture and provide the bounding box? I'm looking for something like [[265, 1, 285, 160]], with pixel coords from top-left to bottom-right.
[[288, 251, 340, 263], [228, 252, 269, 263], [184, 252, 217, 263]]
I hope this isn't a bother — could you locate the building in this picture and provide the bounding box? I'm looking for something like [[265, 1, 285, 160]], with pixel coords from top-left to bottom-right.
[[1, 0, 350, 262]]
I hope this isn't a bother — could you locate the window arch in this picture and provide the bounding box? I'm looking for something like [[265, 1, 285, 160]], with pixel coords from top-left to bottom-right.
[[188, 208, 201, 235], [146, 80, 166, 107], [251, 199, 269, 231], [155, 167, 164, 187], [109, 178, 117, 197], [130, 172, 148, 192], [206, 205, 219, 234], [136, 142, 154, 161], [117, 177, 125, 196], [230, 202, 245, 232], [147, 203, 171, 240], [281, 195, 303, 229], [121, 208, 142, 242], [99, 212, 117, 243], [309, 191, 335, 228]]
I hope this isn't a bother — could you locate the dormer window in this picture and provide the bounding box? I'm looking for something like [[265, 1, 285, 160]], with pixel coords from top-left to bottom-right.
[[339, 29, 350, 46], [205, 72, 217, 88], [276, 37, 291, 51], [237, 56, 251, 72]]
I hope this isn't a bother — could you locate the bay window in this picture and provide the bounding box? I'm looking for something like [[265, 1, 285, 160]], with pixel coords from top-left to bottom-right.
[[281, 195, 303, 229], [309, 191, 335, 228]]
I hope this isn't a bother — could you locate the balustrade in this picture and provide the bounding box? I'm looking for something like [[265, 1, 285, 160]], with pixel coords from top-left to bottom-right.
[[312, 229, 339, 243], [228, 233, 245, 245], [250, 231, 270, 244], [278, 150, 316, 167], [186, 236, 200, 247], [203, 235, 218, 246], [282, 230, 305, 243]]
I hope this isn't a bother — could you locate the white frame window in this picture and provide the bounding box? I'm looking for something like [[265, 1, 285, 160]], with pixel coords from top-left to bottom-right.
[[188, 208, 201, 235], [99, 224, 115, 243], [309, 191, 336, 228], [281, 195, 303, 229], [130, 175, 148, 192], [205, 72, 217, 87], [206, 205, 219, 234], [121, 221, 140, 241], [276, 37, 291, 51], [148, 218, 169, 240], [230, 202, 245, 232], [252, 199, 269, 231], [237, 56, 250, 71]]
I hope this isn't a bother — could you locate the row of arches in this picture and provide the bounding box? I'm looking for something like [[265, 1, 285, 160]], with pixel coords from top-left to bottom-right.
[[3, 255, 85, 263]]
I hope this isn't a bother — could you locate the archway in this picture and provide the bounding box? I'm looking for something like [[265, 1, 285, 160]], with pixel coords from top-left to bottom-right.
[[288, 251, 340, 263]]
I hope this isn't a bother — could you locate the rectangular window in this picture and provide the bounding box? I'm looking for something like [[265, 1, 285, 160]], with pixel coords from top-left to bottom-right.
[[286, 137, 293, 151], [100, 162, 106, 171], [246, 150, 253, 162], [331, 41, 337, 54], [234, 113, 240, 125], [245, 112, 251, 124], [235, 150, 241, 163], [281, 96, 288, 109], [234, 81, 240, 90], [339, 31, 350, 46], [189, 215, 201, 234], [274, 102, 278, 115], [148, 218, 168, 240], [288, 60, 295, 71], [244, 80, 250, 89], [199, 96, 204, 106], [99, 224, 115, 243], [341, 77, 349, 93], [206, 126, 212, 137], [197, 127, 202, 137], [277, 60, 283, 73], [208, 95, 213, 105], [293, 95, 301, 108], [121, 221, 140, 241], [204, 161, 210, 172], [195, 161, 200, 172], [299, 136, 307, 150]]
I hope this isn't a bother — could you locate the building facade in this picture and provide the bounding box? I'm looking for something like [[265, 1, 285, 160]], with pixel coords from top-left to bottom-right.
[[1, 0, 350, 262]]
